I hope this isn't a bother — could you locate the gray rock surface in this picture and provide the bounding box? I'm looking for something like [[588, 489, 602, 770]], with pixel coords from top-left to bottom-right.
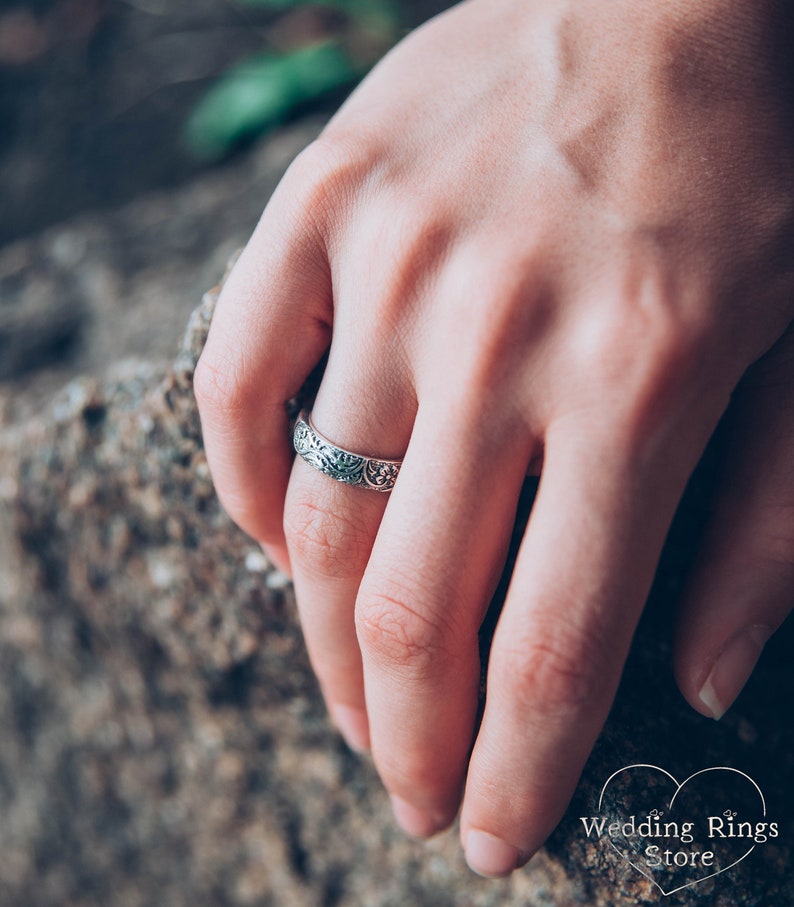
[[0, 282, 581, 907]]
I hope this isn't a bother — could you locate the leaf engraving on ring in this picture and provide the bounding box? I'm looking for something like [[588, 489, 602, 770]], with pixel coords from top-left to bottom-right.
[[293, 415, 400, 491]]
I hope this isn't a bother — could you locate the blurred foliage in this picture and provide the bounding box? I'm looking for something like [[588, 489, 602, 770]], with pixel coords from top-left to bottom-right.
[[185, 0, 403, 161], [239, 0, 401, 32]]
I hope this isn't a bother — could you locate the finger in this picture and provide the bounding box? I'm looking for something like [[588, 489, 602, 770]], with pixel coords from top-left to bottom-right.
[[355, 400, 535, 838], [285, 459, 383, 753], [194, 147, 333, 572], [284, 376, 415, 753], [458, 416, 707, 878], [280, 209, 424, 748], [675, 342, 794, 720]]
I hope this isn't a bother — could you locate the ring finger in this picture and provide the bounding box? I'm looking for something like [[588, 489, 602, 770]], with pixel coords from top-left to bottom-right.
[[284, 346, 416, 752]]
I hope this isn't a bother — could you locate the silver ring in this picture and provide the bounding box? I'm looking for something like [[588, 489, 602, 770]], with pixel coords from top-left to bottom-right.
[[293, 409, 402, 492]]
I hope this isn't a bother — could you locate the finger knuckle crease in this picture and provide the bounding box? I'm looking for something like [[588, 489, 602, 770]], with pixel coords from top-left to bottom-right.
[[193, 348, 250, 420], [284, 500, 369, 577], [503, 630, 605, 712], [356, 588, 449, 672], [289, 136, 370, 221]]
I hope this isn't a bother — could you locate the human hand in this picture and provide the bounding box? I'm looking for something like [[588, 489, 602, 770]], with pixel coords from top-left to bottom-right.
[[195, 0, 794, 877]]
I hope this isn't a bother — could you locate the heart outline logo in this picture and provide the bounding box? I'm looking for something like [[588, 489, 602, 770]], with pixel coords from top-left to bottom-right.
[[597, 764, 766, 897]]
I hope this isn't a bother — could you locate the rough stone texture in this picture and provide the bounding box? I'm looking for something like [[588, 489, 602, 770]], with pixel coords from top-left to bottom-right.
[[0, 283, 577, 907], [1, 273, 792, 907]]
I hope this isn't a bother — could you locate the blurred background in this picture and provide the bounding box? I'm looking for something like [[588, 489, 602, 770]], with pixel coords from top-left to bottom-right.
[[0, 0, 450, 422]]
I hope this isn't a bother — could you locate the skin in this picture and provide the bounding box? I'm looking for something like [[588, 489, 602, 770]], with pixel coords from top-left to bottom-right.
[[195, 0, 794, 877]]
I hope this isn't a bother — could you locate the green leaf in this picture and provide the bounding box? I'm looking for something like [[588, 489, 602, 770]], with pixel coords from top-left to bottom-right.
[[185, 42, 358, 161], [326, 0, 400, 25]]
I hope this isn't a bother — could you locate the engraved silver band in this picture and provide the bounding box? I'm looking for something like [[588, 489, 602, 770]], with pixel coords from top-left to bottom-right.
[[293, 410, 402, 492]]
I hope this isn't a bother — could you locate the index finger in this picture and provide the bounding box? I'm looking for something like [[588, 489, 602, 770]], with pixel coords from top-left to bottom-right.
[[194, 147, 333, 569]]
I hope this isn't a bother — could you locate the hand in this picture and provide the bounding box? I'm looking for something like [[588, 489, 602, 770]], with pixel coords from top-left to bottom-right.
[[195, 0, 794, 877]]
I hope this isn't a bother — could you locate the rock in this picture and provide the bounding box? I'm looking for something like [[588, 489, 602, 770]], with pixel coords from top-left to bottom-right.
[[0, 235, 87, 380], [0, 277, 564, 907], [0, 268, 791, 907]]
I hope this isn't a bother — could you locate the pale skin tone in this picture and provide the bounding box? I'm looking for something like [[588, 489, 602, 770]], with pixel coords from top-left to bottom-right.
[[195, 0, 794, 878]]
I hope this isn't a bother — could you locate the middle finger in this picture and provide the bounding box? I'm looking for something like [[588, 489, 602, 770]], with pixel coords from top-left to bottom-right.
[[356, 399, 535, 836]]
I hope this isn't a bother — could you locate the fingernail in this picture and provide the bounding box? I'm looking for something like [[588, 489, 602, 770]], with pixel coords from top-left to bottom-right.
[[330, 705, 370, 753], [698, 625, 772, 720], [390, 796, 441, 839], [464, 829, 520, 878]]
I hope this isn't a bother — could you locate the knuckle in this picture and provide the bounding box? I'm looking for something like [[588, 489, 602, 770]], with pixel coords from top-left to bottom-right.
[[498, 621, 610, 714], [641, 308, 714, 382], [569, 298, 720, 452], [193, 345, 250, 422], [283, 497, 369, 578], [575, 279, 715, 383], [286, 134, 374, 223], [356, 581, 452, 676]]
